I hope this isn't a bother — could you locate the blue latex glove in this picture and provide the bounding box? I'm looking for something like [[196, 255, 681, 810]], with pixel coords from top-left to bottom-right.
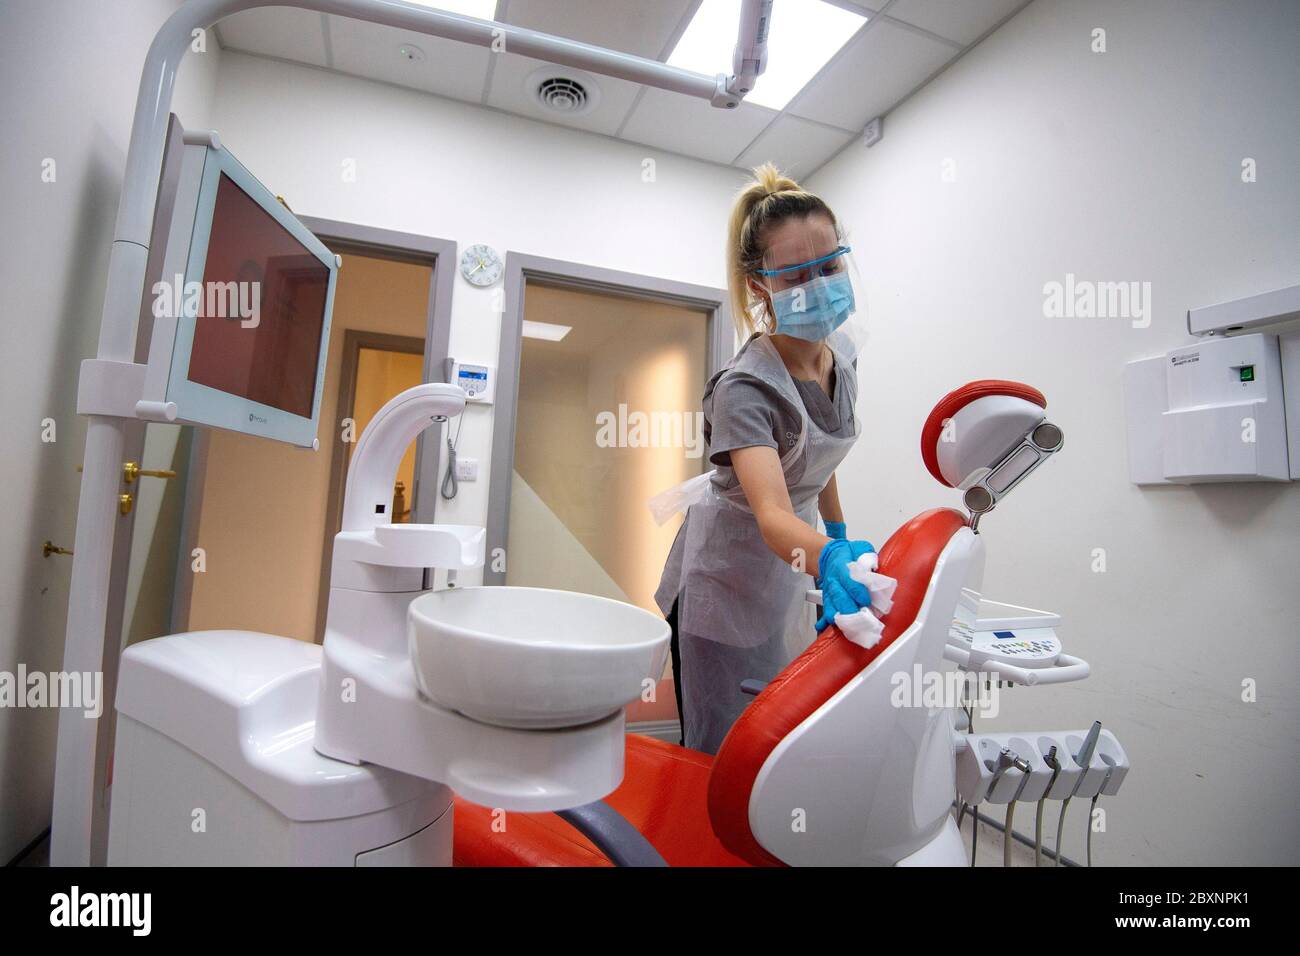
[[815, 538, 877, 633], [823, 520, 847, 540]]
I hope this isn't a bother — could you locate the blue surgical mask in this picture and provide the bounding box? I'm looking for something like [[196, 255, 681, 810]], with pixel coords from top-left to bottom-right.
[[768, 272, 856, 342]]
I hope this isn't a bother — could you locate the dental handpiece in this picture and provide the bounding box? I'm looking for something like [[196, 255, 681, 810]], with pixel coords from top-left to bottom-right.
[[974, 748, 1026, 867], [1035, 746, 1061, 867], [1055, 721, 1102, 867], [1074, 721, 1102, 774], [1004, 757, 1034, 868]]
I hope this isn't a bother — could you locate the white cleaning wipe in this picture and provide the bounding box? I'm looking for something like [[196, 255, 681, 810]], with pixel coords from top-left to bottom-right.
[[846, 551, 897, 615], [833, 552, 898, 649], [834, 607, 885, 647]]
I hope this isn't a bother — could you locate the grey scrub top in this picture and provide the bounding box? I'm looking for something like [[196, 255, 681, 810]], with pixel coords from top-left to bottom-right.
[[705, 337, 857, 480], [656, 334, 858, 615]]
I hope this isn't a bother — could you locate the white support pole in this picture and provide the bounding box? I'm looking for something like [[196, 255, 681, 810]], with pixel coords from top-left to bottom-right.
[[50, 0, 759, 866]]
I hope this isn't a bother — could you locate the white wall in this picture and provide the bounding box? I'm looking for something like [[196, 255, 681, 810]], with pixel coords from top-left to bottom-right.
[[0, 0, 222, 861], [810, 0, 1300, 864], [206, 51, 745, 572]]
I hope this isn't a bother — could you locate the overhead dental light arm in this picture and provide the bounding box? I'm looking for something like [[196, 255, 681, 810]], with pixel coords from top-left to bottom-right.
[[729, 0, 774, 98]]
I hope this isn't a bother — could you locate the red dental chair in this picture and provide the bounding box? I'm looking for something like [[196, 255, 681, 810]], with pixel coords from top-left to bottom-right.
[[453, 381, 1056, 866]]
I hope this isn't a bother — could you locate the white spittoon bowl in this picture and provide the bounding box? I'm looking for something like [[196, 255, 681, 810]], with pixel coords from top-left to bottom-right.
[[408, 586, 671, 729]]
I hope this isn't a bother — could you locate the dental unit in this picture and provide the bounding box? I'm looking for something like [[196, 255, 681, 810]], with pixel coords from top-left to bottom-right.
[[92, 292, 1138, 868], [49, 0, 1136, 869], [96, 314, 1139, 867]]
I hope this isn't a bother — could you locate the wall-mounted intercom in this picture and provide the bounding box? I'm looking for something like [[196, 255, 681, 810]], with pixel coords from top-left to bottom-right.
[[443, 358, 495, 404], [1124, 282, 1300, 485]]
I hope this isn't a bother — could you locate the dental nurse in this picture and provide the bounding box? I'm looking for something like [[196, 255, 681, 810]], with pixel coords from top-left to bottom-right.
[[654, 164, 875, 754]]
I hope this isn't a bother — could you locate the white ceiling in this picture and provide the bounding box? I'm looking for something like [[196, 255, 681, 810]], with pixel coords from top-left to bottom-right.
[[214, 0, 1031, 177]]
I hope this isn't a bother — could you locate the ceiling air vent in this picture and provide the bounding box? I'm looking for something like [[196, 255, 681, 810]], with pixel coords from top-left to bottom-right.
[[527, 67, 601, 116]]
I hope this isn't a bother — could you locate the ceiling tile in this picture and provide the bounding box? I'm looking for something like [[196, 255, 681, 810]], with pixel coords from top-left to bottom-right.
[[786, 18, 957, 130], [213, 0, 996, 175], [217, 7, 329, 66], [887, 0, 1027, 46], [735, 116, 856, 178], [830, 0, 884, 12], [484, 53, 643, 137], [484, 0, 696, 135], [619, 89, 776, 167], [501, 0, 695, 58], [326, 15, 492, 102]]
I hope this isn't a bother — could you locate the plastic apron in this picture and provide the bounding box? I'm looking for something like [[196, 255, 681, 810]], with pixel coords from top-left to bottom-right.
[[652, 332, 860, 753]]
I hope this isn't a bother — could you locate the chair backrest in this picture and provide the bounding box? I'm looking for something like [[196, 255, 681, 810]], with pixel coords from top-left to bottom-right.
[[707, 380, 1055, 866], [707, 508, 977, 865]]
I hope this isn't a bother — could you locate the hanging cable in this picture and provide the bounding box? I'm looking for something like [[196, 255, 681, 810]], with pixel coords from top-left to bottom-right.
[[1005, 768, 1031, 868], [440, 413, 464, 500], [1058, 722, 1102, 868], [1035, 747, 1061, 867], [1087, 760, 1117, 867]]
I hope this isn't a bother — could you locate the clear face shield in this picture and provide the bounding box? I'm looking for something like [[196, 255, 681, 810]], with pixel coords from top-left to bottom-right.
[[750, 216, 868, 359]]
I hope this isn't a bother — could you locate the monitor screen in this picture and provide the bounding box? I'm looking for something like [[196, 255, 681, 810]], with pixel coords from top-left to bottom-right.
[[187, 172, 330, 419]]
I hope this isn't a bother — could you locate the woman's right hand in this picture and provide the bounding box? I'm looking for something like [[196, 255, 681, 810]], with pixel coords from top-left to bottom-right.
[[815, 538, 876, 632]]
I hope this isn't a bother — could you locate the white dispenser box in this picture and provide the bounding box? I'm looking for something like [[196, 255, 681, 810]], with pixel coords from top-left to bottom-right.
[[1125, 333, 1290, 484]]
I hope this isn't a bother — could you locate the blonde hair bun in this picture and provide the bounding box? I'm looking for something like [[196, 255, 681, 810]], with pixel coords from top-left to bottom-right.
[[751, 161, 801, 198]]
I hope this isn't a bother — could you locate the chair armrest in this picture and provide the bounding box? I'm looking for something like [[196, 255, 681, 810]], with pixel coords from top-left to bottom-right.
[[556, 800, 668, 867]]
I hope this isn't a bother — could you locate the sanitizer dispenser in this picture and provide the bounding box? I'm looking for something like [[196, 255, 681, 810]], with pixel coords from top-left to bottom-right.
[[1124, 332, 1290, 484]]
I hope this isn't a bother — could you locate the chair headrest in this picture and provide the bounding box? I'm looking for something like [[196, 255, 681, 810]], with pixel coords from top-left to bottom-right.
[[920, 381, 1061, 522], [921, 380, 1047, 487]]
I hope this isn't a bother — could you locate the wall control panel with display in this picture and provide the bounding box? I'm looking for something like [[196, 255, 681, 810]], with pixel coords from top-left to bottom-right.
[[446, 359, 495, 404], [947, 592, 1063, 669]]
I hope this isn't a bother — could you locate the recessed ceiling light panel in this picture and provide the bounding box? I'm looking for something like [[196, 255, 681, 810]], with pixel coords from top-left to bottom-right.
[[405, 0, 498, 21], [668, 0, 868, 111], [522, 320, 572, 341]]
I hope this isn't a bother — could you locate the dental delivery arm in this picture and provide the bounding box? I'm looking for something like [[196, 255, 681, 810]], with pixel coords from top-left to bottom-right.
[[731, 445, 831, 574]]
